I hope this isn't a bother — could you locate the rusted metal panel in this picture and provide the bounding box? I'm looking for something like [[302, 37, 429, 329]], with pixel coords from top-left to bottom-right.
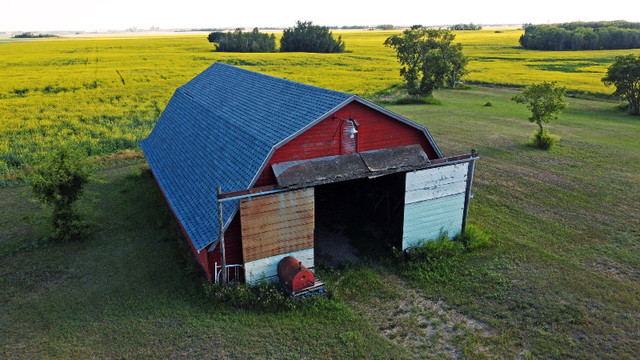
[[273, 153, 369, 188], [360, 144, 429, 172], [240, 188, 314, 264], [272, 145, 431, 189]]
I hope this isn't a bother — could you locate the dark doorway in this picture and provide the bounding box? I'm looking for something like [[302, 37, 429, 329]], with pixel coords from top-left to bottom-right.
[[314, 172, 405, 266]]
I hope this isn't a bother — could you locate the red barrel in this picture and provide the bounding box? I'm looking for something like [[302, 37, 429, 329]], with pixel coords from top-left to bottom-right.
[[277, 256, 315, 292]]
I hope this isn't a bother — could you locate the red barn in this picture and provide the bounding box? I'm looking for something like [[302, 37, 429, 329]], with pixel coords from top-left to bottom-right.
[[141, 63, 477, 283]]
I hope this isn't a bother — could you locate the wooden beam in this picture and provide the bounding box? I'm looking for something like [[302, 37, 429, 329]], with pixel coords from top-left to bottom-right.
[[218, 184, 281, 200]]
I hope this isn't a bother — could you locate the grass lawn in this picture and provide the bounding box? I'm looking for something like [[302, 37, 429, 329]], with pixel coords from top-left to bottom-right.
[[2, 85, 638, 358]]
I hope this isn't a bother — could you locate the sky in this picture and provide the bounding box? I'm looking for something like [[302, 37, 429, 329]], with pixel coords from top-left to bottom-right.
[[1, 0, 639, 33]]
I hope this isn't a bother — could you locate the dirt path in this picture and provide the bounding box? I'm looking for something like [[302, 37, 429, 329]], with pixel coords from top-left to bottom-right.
[[343, 271, 498, 359]]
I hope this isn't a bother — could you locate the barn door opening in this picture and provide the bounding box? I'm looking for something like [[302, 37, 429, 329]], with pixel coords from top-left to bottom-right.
[[314, 173, 405, 266], [341, 119, 358, 154]]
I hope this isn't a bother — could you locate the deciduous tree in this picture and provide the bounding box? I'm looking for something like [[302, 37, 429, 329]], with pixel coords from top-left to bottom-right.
[[384, 26, 468, 96], [512, 81, 567, 149], [280, 21, 345, 53], [602, 54, 640, 115]]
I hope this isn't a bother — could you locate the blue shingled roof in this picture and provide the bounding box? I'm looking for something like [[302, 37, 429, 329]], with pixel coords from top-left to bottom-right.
[[141, 63, 443, 252], [140, 63, 355, 251]]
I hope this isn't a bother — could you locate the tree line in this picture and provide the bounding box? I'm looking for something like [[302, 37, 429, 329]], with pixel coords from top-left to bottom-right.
[[519, 21, 640, 50], [449, 23, 482, 31], [208, 21, 344, 53], [12, 32, 58, 38], [208, 28, 277, 52]]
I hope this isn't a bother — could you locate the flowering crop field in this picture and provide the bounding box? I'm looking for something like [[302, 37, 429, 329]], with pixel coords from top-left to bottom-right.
[[1, 29, 638, 176]]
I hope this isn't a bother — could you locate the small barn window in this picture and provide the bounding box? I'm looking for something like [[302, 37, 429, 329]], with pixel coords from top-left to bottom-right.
[[341, 119, 358, 154]]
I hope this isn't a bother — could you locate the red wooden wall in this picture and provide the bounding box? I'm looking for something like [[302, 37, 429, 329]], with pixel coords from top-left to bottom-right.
[[254, 101, 438, 187]]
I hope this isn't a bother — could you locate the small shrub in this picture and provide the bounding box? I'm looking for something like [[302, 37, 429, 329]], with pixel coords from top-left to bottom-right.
[[204, 281, 299, 312], [30, 146, 93, 242], [397, 227, 491, 283], [457, 225, 491, 250], [404, 232, 465, 264], [530, 129, 560, 150]]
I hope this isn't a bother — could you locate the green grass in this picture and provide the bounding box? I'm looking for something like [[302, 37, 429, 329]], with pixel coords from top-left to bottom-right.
[[2, 30, 640, 358], [0, 161, 411, 359], [2, 86, 638, 358], [384, 86, 640, 359]]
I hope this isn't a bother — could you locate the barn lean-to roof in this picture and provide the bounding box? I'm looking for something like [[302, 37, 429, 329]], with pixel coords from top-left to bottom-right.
[[140, 62, 442, 252]]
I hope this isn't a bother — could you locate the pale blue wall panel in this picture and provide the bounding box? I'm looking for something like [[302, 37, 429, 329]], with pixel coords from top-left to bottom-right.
[[402, 192, 465, 249]]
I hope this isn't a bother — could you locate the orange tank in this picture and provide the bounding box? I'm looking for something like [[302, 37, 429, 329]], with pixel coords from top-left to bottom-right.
[[277, 256, 315, 292]]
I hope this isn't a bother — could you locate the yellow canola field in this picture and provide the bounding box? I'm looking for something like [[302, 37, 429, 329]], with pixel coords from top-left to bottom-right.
[[1, 30, 638, 174]]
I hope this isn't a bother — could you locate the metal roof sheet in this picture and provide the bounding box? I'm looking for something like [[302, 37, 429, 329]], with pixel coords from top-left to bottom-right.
[[272, 145, 430, 188]]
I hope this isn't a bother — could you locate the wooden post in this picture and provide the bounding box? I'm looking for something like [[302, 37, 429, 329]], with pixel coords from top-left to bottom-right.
[[217, 186, 227, 284], [461, 149, 477, 234]]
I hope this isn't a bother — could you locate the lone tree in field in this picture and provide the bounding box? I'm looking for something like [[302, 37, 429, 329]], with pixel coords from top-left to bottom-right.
[[602, 54, 640, 115], [280, 21, 345, 53], [31, 147, 93, 241], [384, 26, 468, 96], [512, 81, 567, 149]]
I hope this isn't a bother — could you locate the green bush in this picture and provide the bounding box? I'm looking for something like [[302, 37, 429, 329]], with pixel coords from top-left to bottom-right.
[[30, 146, 93, 242], [397, 226, 491, 283], [204, 281, 299, 312], [207, 28, 277, 52], [531, 129, 560, 150], [280, 21, 345, 53], [457, 225, 492, 251]]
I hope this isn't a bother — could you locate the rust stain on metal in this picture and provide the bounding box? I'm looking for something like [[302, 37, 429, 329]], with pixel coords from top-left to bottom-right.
[[240, 188, 314, 263]]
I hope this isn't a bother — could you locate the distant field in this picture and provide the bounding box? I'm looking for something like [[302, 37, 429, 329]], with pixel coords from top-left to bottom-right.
[[1, 29, 639, 175]]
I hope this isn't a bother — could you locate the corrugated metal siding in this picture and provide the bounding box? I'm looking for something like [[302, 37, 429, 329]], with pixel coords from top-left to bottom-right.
[[244, 248, 314, 284], [402, 163, 469, 249], [240, 188, 314, 264]]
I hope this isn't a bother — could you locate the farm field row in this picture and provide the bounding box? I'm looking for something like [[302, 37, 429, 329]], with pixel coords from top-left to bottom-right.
[[1, 29, 640, 175]]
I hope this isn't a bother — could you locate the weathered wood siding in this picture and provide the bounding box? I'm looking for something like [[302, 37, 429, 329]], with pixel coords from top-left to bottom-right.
[[240, 188, 314, 265], [244, 248, 314, 284], [253, 101, 439, 187], [402, 163, 469, 249]]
